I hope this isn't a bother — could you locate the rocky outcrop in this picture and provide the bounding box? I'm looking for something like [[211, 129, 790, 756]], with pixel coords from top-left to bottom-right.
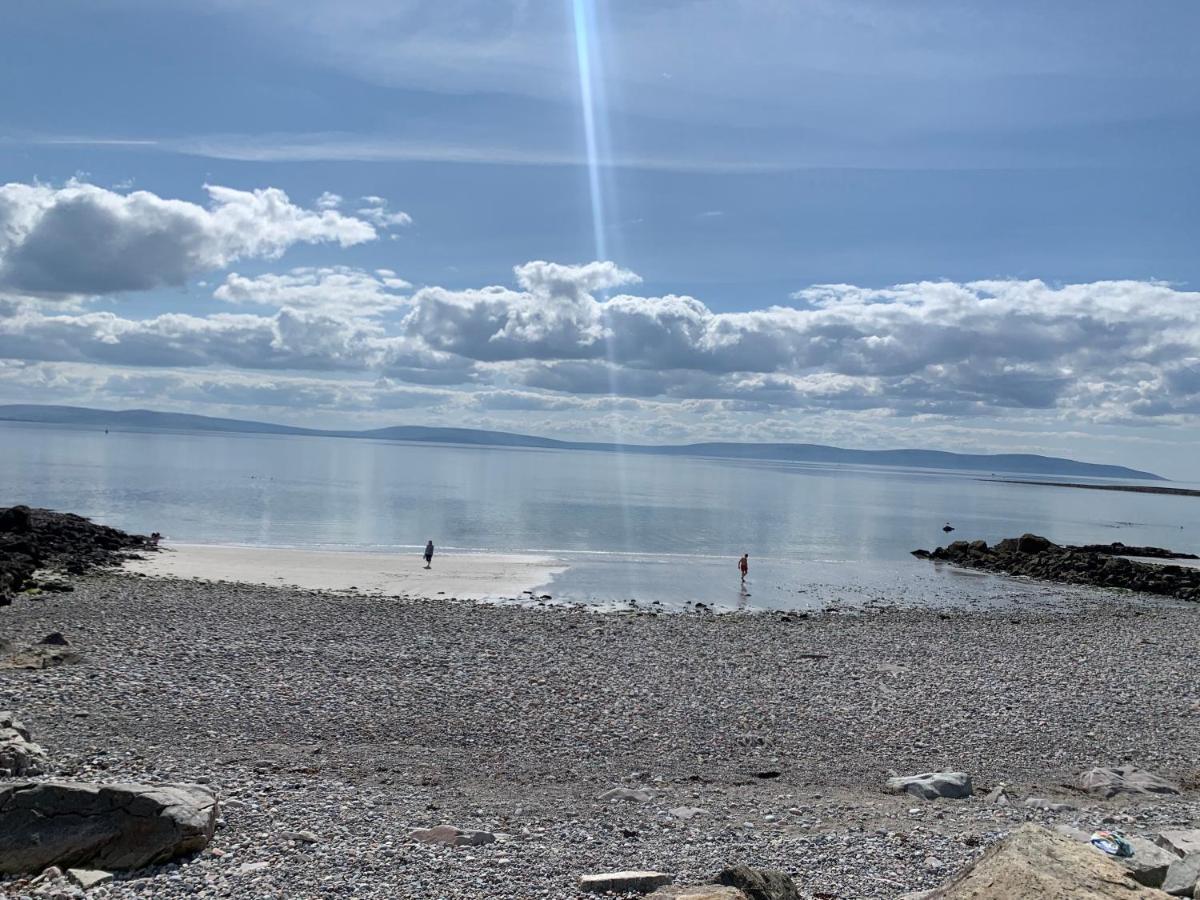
[[886, 771, 973, 800], [711, 865, 801, 900], [922, 824, 1171, 898], [0, 712, 46, 777], [0, 781, 217, 873], [0, 506, 152, 604], [1078, 765, 1181, 799], [912, 534, 1200, 601]]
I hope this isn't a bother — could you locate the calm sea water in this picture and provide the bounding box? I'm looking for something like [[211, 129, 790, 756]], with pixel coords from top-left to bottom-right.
[[3, 421, 1198, 609]]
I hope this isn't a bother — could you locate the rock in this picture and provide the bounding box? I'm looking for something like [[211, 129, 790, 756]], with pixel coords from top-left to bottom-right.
[[1157, 831, 1200, 859], [281, 829, 319, 844], [711, 864, 801, 900], [669, 806, 707, 820], [597, 787, 655, 802], [648, 888, 748, 899], [1016, 533, 1053, 554], [1078, 766, 1181, 798], [407, 825, 495, 847], [0, 506, 33, 533], [1022, 797, 1075, 812], [984, 785, 1013, 806], [1163, 855, 1200, 897], [924, 824, 1170, 898], [886, 772, 973, 800], [38, 633, 70, 646], [0, 781, 217, 873], [580, 871, 674, 894], [0, 712, 46, 777], [235, 861, 270, 874], [1120, 836, 1184, 889], [67, 868, 113, 889]]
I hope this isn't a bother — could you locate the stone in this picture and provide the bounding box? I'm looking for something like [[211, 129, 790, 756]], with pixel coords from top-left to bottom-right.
[[0, 781, 217, 873], [407, 825, 495, 847], [1016, 533, 1053, 554], [648, 888, 747, 900], [886, 772, 973, 800], [597, 787, 655, 802], [38, 633, 70, 646], [1163, 855, 1200, 897], [1078, 766, 1181, 799], [0, 712, 46, 777], [1157, 832, 1200, 859], [669, 806, 707, 820], [234, 861, 270, 874], [67, 868, 113, 889], [281, 829, 319, 844], [1022, 797, 1075, 812], [711, 864, 801, 900], [1118, 835, 1177, 888], [580, 871, 674, 894], [925, 824, 1171, 898], [984, 785, 1013, 805]]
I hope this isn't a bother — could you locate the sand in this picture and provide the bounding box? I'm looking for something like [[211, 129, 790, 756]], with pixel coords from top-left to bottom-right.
[[122, 542, 566, 599]]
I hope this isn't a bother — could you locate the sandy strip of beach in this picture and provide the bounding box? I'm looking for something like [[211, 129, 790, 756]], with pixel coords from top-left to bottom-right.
[[122, 542, 566, 598]]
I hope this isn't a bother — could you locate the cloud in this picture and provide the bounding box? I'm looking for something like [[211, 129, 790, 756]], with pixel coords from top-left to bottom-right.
[[214, 266, 411, 317], [0, 181, 377, 298], [3, 259, 1200, 426], [355, 195, 413, 228]]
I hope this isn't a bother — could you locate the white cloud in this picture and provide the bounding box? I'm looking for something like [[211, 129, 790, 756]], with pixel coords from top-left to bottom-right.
[[214, 266, 411, 317], [0, 180, 377, 298], [355, 195, 413, 228], [3, 260, 1200, 430]]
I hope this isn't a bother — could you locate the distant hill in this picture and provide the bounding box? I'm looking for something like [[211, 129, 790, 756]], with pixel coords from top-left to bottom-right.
[[0, 403, 1165, 481]]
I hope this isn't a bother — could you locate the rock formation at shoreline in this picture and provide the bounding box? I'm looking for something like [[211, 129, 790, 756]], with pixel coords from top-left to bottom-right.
[[0, 506, 151, 604], [912, 534, 1200, 601]]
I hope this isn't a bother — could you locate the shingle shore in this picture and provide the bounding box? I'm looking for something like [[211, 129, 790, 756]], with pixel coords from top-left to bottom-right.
[[0, 573, 1196, 898]]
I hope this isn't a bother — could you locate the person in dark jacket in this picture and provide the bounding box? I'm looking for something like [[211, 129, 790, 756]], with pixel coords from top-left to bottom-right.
[[424, 540, 434, 569]]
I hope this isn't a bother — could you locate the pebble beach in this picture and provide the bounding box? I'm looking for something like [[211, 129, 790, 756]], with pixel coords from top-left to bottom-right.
[[2, 563, 1198, 899]]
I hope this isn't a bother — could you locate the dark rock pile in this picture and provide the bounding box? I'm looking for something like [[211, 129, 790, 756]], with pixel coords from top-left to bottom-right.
[[0, 506, 151, 605], [912, 533, 1200, 601]]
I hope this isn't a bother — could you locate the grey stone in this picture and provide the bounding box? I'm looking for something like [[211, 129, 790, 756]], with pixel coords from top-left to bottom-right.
[[580, 871, 674, 894], [408, 825, 495, 847], [885, 771, 973, 800], [1022, 796, 1076, 812], [1163, 854, 1200, 897], [67, 868, 113, 889], [281, 829, 319, 844], [711, 864, 801, 900], [669, 806, 707, 820], [648, 888, 747, 900], [984, 785, 1013, 805], [0, 712, 46, 777], [597, 787, 655, 802], [926, 824, 1169, 898], [1157, 831, 1200, 859], [0, 781, 217, 874], [1119, 835, 1177, 889], [1078, 766, 1181, 798]]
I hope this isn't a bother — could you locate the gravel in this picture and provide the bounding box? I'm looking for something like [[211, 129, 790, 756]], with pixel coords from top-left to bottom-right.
[[0, 573, 1197, 898]]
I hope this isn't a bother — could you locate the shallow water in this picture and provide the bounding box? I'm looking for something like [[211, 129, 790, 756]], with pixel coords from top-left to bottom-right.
[[3, 421, 1198, 609]]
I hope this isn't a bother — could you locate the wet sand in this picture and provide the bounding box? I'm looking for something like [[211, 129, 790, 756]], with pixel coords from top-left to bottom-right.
[[123, 542, 566, 599]]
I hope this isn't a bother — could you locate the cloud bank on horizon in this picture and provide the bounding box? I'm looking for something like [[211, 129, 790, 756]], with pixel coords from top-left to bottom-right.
[[1, 179, 1199, 476]]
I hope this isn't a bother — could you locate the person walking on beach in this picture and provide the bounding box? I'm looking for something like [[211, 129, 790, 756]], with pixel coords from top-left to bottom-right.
[[738, 553, 749, 582], [423, 539, 434, 569]]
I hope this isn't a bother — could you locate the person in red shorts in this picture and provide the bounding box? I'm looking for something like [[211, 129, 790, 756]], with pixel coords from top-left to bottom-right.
[[738, 553, 749, 582]]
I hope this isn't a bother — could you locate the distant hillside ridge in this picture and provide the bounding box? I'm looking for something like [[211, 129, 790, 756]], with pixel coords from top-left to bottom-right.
[[0, 403, 1165, 481]]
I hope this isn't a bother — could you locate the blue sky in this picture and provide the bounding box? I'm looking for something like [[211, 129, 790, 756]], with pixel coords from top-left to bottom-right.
[[2, 1, 1199, 476]]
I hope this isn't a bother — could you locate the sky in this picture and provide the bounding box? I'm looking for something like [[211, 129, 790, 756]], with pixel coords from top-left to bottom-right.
[[1, 0, 1199, 477]]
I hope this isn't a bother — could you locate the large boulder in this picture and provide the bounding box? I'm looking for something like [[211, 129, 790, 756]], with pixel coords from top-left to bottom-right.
[[1078, 766, 1181, 799], [0, 781, 217, 873], [711, 864, 801, 900], [1163, 854, 1200, 897], [921, 824, 1171, 898], [0, 713, 46, 777], [886, 772, 973, 800]]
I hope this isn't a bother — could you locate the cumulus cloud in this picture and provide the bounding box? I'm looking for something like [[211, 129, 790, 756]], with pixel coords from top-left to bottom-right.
[[0, 180, 378, 297], [3, 259, 1200, 427], [214, 266, 411, 317], [355, 195, 413, 228]]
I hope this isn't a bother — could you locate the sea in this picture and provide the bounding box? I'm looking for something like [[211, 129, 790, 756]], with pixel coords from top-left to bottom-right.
[[3, 421, 1198, 611]]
